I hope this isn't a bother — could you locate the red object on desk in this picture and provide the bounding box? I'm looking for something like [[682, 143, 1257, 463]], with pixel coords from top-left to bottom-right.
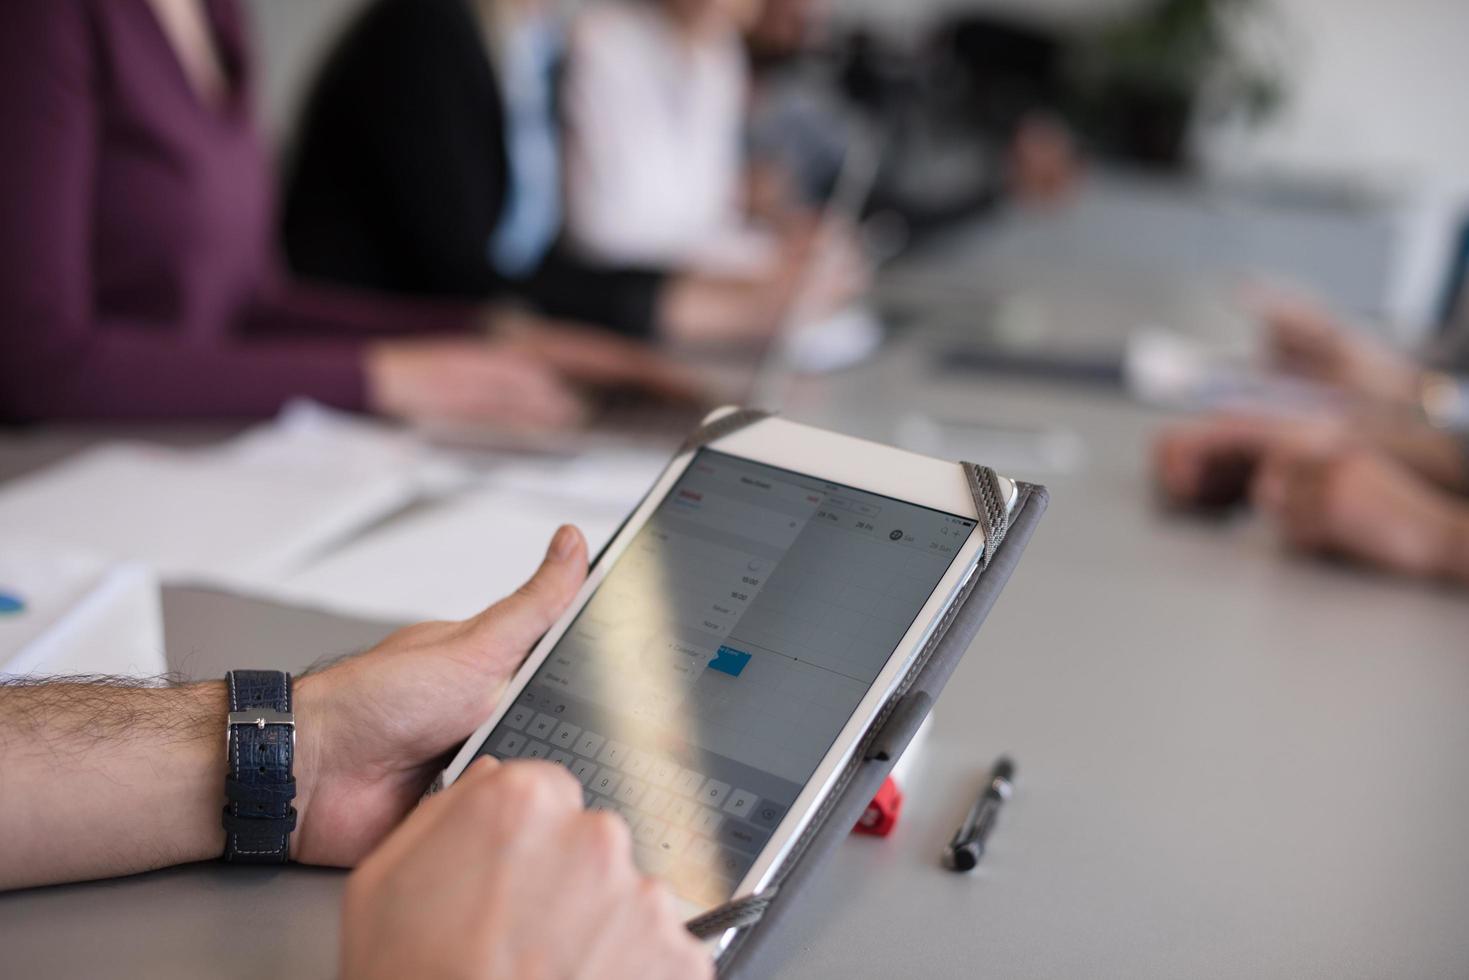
[[853, 776, 904, 837]]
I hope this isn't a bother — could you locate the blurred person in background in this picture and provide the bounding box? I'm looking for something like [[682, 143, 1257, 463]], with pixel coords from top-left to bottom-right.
[[742, 0, 851, 213], [562, 0, 770, 271], [0, 0, 682, 425], [741, 0, 1080, 247], [562, 0, 866, 333], [285, 0, 847, 350]]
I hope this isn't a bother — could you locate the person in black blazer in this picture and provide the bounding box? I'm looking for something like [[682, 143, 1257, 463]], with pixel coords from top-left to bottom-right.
[[284, 0, 821, 344]]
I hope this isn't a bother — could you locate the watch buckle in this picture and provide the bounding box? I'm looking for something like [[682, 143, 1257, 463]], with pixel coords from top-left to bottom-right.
[[228, 709, 295, 728]]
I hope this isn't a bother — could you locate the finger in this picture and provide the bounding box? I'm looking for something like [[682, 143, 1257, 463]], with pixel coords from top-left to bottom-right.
[[635, 878, 704, 980], [401, 761, 583, 887], [473, 525, 589, 654], [491, 760, 586, 821], [577, 874, 689, 980], [433, 763, 585, 864], [549, 811, 641, 958], [356, 756, 500, 871]]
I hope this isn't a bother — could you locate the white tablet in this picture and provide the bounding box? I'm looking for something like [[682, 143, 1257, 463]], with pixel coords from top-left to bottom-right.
[[439, 412, 1014, 943]]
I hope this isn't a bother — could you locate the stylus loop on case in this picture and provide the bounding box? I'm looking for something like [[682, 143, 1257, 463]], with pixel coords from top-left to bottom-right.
[[685, 887, 779, 939]]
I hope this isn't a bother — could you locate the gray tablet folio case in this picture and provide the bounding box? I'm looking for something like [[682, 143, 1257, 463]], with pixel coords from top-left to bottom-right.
[[664, 409, 1050, 978]]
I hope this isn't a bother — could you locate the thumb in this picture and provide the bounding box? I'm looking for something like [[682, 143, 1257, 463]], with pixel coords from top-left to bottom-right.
[[475, 525, 588, 656]]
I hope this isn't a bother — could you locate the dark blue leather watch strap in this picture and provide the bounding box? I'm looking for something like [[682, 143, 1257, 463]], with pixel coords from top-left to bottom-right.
[[223, 670, 297, 864]]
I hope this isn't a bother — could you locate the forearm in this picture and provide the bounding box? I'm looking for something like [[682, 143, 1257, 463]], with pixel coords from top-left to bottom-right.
[[1, 680, 240, 889], [244, 278, 479, 340], [0, 322, 368, 421]]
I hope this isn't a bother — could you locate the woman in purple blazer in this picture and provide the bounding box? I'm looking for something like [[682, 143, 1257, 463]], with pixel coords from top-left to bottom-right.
[[0, 0, 673, 423]]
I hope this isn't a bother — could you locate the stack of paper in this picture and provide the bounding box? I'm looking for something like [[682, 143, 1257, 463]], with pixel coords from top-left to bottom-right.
[[0, 401, 674, 627], [252, 442, 669, 622], [0, 402, 469, 590]]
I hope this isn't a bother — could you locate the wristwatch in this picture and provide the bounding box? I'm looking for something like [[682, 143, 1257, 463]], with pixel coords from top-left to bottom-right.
[[222, 670, 297, 863]]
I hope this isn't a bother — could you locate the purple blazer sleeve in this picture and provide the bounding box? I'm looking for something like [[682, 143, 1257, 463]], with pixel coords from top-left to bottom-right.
[[242, 277, 479, 342], [0, 2, 468, 421]]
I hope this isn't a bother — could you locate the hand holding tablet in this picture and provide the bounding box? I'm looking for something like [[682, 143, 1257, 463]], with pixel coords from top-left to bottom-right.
[[342, 757, 711, 980], [436, 410, 1020, 957]]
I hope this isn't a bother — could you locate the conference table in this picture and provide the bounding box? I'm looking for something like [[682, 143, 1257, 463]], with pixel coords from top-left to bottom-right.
[[5, 185, 1469, 978]]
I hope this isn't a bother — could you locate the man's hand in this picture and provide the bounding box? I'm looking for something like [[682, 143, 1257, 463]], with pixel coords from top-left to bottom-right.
[[1252, 448, 1469, 580], [340, 758, 712, 980], [0, 527, 594, 890], [1152, 414, 1344, 511], [292, 525, 589, 866], [1252, 292, 1421, 406]]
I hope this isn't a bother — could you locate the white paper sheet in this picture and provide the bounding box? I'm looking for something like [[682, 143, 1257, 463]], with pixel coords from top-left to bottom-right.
[[268, 487, 628, 622], [0, 542, 166, 679], [0, 403, 469, 588], [0, 443, 416, 585], [0, 401, 669, 625]]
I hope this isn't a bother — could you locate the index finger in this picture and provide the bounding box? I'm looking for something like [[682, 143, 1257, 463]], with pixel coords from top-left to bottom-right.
[[359, 756, 503, 871]]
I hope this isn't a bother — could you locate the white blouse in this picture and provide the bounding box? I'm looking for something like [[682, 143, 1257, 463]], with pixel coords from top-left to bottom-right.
[[562, 2, 771, 274]]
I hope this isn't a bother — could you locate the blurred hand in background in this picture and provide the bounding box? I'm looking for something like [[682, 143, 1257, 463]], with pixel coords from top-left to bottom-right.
[[1154, 409, 1469, 584], [1253, 446, 1469, 582], [658, 219, 869, 348], [367, 310, 711, 429], [1251, 292, 1423, 407], [365, 339, 588, 430], [1153, 414, 1344, 512], [492, 312, 709, 406]]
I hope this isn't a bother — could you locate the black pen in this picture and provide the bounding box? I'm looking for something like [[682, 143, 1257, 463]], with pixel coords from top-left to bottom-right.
[[944, 756, 1014, 872]]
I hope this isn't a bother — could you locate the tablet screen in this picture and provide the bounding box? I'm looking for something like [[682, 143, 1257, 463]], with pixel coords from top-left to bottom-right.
[[474, 449, 975, 907]]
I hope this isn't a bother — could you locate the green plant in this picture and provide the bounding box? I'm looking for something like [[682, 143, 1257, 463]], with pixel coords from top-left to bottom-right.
[[1072, 0, 1288, 165], [1091, 0, 1284, 117]]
